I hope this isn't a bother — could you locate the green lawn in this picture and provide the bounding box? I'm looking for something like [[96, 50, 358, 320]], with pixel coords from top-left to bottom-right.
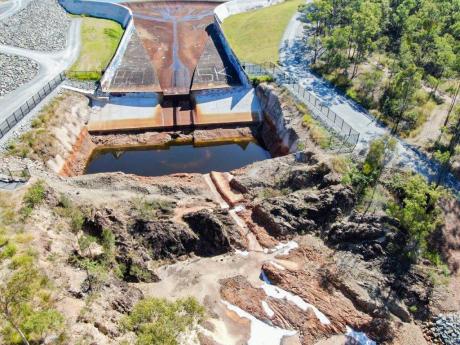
[[222, 0, 303, 64], [69, 17, 124, 80]]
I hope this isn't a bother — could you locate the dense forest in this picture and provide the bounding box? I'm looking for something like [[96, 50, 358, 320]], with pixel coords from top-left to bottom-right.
[[301, 0, 460, 172]]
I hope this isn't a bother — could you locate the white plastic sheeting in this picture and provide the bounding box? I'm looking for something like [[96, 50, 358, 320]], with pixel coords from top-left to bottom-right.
[[261, 300, 275, 318], [261, 282, 331, 325], [222, 300, 297, 345], [346, 326, 377, 345], [269, 241, 299, 256]]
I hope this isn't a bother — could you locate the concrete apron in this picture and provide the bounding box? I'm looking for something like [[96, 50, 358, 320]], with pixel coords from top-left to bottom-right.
[[87, 87, 261, 133]]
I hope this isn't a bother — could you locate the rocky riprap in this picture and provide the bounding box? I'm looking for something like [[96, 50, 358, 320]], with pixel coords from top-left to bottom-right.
[[0, 0, 70, 51], [432, 313, 460, 345], [63, 79, 98, 92], [0, 53, 39, 97]]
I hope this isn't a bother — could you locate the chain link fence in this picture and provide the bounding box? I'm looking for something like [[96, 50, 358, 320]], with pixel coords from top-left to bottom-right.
[[241, 62, 360, 150], [0, 72, 66, 140]]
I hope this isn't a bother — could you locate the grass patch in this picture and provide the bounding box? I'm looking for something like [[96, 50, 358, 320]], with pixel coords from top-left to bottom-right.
[[258, 187, 289, 200], [222, 0, 303, 64], [68, 17, 123, 80], [131, 197, 175, 221], [302, 114, 331, 149]]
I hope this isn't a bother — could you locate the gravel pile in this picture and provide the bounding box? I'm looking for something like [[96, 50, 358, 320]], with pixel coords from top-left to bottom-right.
[[0, 0, 70, 51], [0, 53, 39, 96], [435, 313, 460, 345]]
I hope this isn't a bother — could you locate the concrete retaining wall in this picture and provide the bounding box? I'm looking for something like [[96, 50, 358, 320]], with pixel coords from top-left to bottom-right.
[[58, 0, 132, 28], [214, 0, 284, 23], [213, 0, 285, 88], [100, 20, 135, 91]]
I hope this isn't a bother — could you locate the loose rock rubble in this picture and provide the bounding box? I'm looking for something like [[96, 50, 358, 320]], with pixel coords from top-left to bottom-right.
[[433, 313, 460, 345], [0, 53, 39, 96], [0, 0, 70, 51], [63, 79, 98, 92]]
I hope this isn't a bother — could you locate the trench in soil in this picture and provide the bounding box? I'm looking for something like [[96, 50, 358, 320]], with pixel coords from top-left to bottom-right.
[[84, 140, 271, 176]]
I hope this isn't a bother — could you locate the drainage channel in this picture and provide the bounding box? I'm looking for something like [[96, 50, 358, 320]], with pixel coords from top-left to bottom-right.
[[205, 171, 264, 253]]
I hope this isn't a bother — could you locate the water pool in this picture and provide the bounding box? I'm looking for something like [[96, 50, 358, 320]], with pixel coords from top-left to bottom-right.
[[85, 142, 271, 176]]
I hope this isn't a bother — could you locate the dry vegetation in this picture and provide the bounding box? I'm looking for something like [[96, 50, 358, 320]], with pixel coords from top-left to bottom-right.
[[6, 91, 88, 162]]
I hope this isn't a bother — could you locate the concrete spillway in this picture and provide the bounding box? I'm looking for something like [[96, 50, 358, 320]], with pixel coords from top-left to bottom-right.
[[103, 1, 241, 95], [90, 0, 261, 133]]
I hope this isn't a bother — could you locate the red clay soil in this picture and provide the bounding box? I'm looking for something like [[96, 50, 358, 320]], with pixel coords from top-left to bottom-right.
[[59, 128, 96, 177]]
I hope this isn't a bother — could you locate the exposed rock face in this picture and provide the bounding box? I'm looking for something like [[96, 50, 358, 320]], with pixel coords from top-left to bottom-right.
[[133, 220, 198, 259], [219, 246, 377, 344], [81, 206, 246, 283], [252, 185, 355, 238], [256, 83, 300, 155], [183, 209, 246, 256], [328, 212, 404, 260], [107, 281, 144, 315]]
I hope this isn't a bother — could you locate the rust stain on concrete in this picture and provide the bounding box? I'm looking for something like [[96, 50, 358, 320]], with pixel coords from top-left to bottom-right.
[[107, 1, 240, 94]]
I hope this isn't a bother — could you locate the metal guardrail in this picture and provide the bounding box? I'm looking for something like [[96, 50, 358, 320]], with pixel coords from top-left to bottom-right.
[[241, 62, 360, 149], [0, 72, 66, 140]]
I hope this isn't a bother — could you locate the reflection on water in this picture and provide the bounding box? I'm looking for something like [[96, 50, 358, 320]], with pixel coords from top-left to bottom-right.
[[85, 142, 271, 176]]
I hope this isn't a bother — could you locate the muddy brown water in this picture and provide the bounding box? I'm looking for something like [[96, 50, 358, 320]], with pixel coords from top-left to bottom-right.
[[85, 141, 271, 176]]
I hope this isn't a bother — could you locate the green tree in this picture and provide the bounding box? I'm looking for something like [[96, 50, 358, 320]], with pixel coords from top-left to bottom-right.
[[322, 26, 352, 72], [349, 0, 382, 79], [380, 63, 422, 132], [358, 67, 384, 106], [303, 0, 332, 64], [363, 135, 397, 211], [346, 135, 397, 202], [388, 174, 443, 262]]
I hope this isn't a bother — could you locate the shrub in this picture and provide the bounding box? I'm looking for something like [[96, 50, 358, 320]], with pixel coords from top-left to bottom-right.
[[330, 156, 351, 175], [23, 181, 46, 208], [0, 267, 65, 344], [250, 75, 274, 86], [0, 242, 17, 261], [101, 228, 116, 263], [20, 181, 46, 218], [121, 297, 206, 345], [9, 253, 36, 269]]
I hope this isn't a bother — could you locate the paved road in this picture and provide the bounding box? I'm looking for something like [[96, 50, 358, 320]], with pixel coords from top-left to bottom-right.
[[0, 19, 81, 123], [279, 11, 460, 195]]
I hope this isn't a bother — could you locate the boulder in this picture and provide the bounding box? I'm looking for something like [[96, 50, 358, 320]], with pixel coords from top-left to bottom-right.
[[183, 209, 245, 256], [252, 185, 355, 238], [133, 220, 198, 260]]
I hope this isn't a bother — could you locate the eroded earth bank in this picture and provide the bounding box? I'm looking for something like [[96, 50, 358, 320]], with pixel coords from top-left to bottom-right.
[[0, 84, 459, 345]]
